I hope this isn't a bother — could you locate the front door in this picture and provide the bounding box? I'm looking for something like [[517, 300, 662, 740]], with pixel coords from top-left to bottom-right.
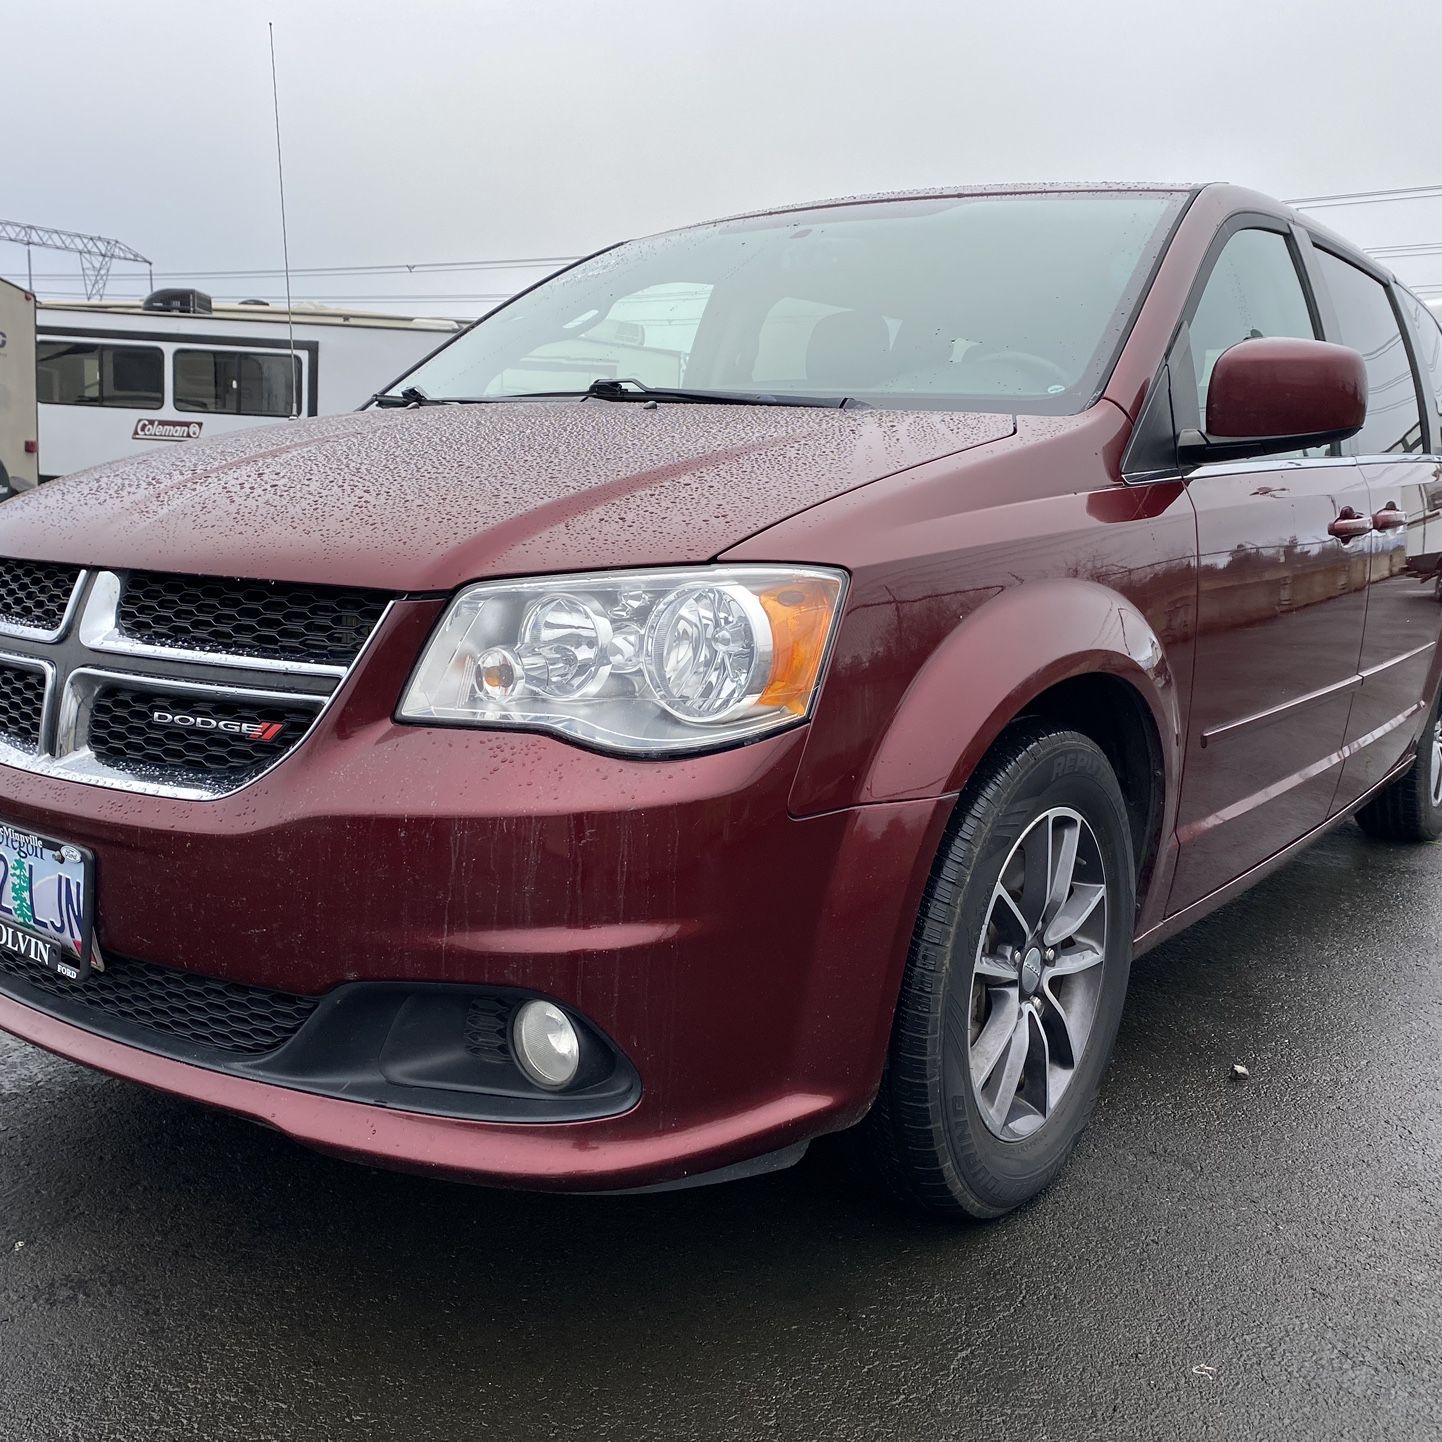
[[1166, 225, 1370, 913]]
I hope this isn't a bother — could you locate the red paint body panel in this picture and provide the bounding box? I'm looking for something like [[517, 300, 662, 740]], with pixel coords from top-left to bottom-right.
[[0, 403, 1013, 589], [2, 182, 1441, 1190]]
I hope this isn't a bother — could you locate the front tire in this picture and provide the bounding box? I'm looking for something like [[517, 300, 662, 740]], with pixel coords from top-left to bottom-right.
[[864, 723, 1135, 1219]]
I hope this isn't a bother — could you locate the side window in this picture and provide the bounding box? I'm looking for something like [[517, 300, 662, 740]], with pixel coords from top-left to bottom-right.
[[1187, 229, 1318, 424], [174, 350, 300, 417], [1313, 251, 1425, 455], [36, 342, 163, 409], [1397, 289, 1442, 448]]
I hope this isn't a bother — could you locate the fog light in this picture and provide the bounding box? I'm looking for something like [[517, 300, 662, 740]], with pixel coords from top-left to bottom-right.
[[512, 999, 581, 1089]]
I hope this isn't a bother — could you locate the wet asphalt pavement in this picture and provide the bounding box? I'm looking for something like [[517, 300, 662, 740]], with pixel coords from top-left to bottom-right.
[[1, 824, 1439, 1442]]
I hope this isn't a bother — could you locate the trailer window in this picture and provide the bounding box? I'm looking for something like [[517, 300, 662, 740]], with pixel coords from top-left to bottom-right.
[[174, 350, 301, 417], [36, 342, 163, 409]]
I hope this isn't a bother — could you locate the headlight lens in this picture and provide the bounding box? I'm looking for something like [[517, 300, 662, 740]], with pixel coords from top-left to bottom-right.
[[399, 565, 846, 754]]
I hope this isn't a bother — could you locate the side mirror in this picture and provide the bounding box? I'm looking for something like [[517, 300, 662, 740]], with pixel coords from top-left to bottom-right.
[[1179, 337, 1367, 464]]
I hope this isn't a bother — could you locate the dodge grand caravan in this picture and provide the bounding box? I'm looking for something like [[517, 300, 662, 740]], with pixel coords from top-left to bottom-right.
[[1, 183, 1440, 1218]]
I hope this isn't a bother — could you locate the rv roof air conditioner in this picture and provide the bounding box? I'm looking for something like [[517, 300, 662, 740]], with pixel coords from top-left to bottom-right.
[[142, 288, 213, 315]]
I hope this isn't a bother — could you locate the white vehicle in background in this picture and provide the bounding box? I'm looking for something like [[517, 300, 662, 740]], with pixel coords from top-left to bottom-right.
[[33, 290, 462, 480], [0, 278, 38, 496]]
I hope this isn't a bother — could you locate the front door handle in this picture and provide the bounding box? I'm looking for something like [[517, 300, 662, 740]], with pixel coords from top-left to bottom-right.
[[1329, 507, 1374, 541], [1373, 502, 1407, 530]]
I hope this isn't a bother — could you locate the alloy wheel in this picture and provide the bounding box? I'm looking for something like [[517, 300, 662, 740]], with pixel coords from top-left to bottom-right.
[[1430, 718, 1442, 808], [968, 807, 1109, 1141]]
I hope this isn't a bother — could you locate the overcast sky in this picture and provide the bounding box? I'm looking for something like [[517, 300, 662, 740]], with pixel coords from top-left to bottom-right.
[[5, 0, 1442, 315]]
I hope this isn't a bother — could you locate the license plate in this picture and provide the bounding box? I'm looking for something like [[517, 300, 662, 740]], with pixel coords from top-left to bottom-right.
[[0, 820, 96, 982]]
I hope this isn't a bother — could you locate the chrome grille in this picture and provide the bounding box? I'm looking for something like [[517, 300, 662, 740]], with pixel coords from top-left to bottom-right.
[[117, 572, 387, 668], [88, 683, 321, 781], [0, 563, 390, 799], [0, 661, 46, 750], [0, 559, 82, 637]]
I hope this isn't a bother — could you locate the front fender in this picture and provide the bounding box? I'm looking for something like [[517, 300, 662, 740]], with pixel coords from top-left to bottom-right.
[[793, 578, 1183, 813]]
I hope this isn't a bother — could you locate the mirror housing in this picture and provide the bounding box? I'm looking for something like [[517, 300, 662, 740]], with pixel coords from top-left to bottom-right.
[[1178, 337, 1367, 464]]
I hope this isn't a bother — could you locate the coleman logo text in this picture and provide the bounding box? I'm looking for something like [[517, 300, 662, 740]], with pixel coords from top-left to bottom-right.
[[151, 711, 285, 742], [133, 418, 203, 441]]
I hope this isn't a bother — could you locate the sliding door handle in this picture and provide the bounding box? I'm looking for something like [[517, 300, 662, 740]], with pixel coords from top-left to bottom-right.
[[1373, 503, 1407, 530], [1328, 508, 1373, 541]]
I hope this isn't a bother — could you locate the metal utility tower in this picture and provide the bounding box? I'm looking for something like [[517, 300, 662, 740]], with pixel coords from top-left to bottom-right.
[[0, 221, 152, 299]]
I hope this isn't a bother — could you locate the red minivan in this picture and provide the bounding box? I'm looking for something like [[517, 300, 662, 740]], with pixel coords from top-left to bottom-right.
[[1, 183, 1440, 1217]]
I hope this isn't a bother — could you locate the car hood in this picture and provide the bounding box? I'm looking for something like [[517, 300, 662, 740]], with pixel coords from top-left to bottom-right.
[[0, 401, 1014, 590]]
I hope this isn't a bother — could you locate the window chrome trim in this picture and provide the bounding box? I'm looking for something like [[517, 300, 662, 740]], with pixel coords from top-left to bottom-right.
[[79, 571, 349, 679], [1126, 454, 1362, 486], [0, 568, 89, 644]]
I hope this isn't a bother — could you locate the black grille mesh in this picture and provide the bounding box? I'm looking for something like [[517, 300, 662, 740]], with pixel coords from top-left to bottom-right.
[[0, 663, 45, 749], [117, 572, 388, 667], [88, 685, 319, 779], [0, 559, 80, 634], [0, 948, 318, 1055]]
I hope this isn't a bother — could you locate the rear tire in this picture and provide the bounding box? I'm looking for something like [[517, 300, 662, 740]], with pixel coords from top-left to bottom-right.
[[1355, 691, 1442, 843], [863, 723, 1134, 1220]]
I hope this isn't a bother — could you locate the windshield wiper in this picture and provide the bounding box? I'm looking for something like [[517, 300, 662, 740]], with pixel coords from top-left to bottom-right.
[[368, 379, 868, 410], [370, 385, 445, 408], [584, 377, 859, 408]]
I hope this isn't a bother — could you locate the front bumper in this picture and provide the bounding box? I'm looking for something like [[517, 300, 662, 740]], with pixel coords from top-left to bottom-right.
[[0, 602, 951, 1188]]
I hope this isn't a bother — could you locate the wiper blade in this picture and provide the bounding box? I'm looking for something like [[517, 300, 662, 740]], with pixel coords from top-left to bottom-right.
[[368, 381, 869, 410], [371, 385, 443, 408], [584, 377, 856, 409]]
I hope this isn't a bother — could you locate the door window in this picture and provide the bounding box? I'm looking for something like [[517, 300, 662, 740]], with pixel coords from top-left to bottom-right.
[[1313, 251, 1425, 455], [36, 342, 163, 409], [174, 350, 301, 416], [1187, 229, 1318, 424]]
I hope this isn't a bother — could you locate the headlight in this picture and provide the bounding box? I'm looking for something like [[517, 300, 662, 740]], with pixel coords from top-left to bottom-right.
[[399, 565, 846, 754]]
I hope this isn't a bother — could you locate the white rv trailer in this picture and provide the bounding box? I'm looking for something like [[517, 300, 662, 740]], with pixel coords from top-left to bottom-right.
[[0, 278, 38, 494], [32, 291, 463, 481]]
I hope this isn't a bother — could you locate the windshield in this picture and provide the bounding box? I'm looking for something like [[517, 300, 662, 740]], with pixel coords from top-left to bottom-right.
[[386, 191, 1185, 414]]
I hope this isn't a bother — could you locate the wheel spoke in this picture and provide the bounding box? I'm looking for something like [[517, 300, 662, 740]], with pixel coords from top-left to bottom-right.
[[1041, 984, 1086, 1067], [1019, 821, 1051, 928], [1043, 815, 1080, 927], [1043, 882, 1105, 947], [1045, 942, 1104, 976], [1030, 1009, 1058, 1117], [975, 951, 1020, 983], [980, 1012, 1030, 1131], [969, 987, 1020, 1086], [989, 883, 1031, 945]]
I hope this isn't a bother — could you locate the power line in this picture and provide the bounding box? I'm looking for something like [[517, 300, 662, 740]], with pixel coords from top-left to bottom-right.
[[15, 254, 579, 282], [31, 290, 518, 304], [1368, 242, 1442, 258], [1286, 183, 1442, 210]]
